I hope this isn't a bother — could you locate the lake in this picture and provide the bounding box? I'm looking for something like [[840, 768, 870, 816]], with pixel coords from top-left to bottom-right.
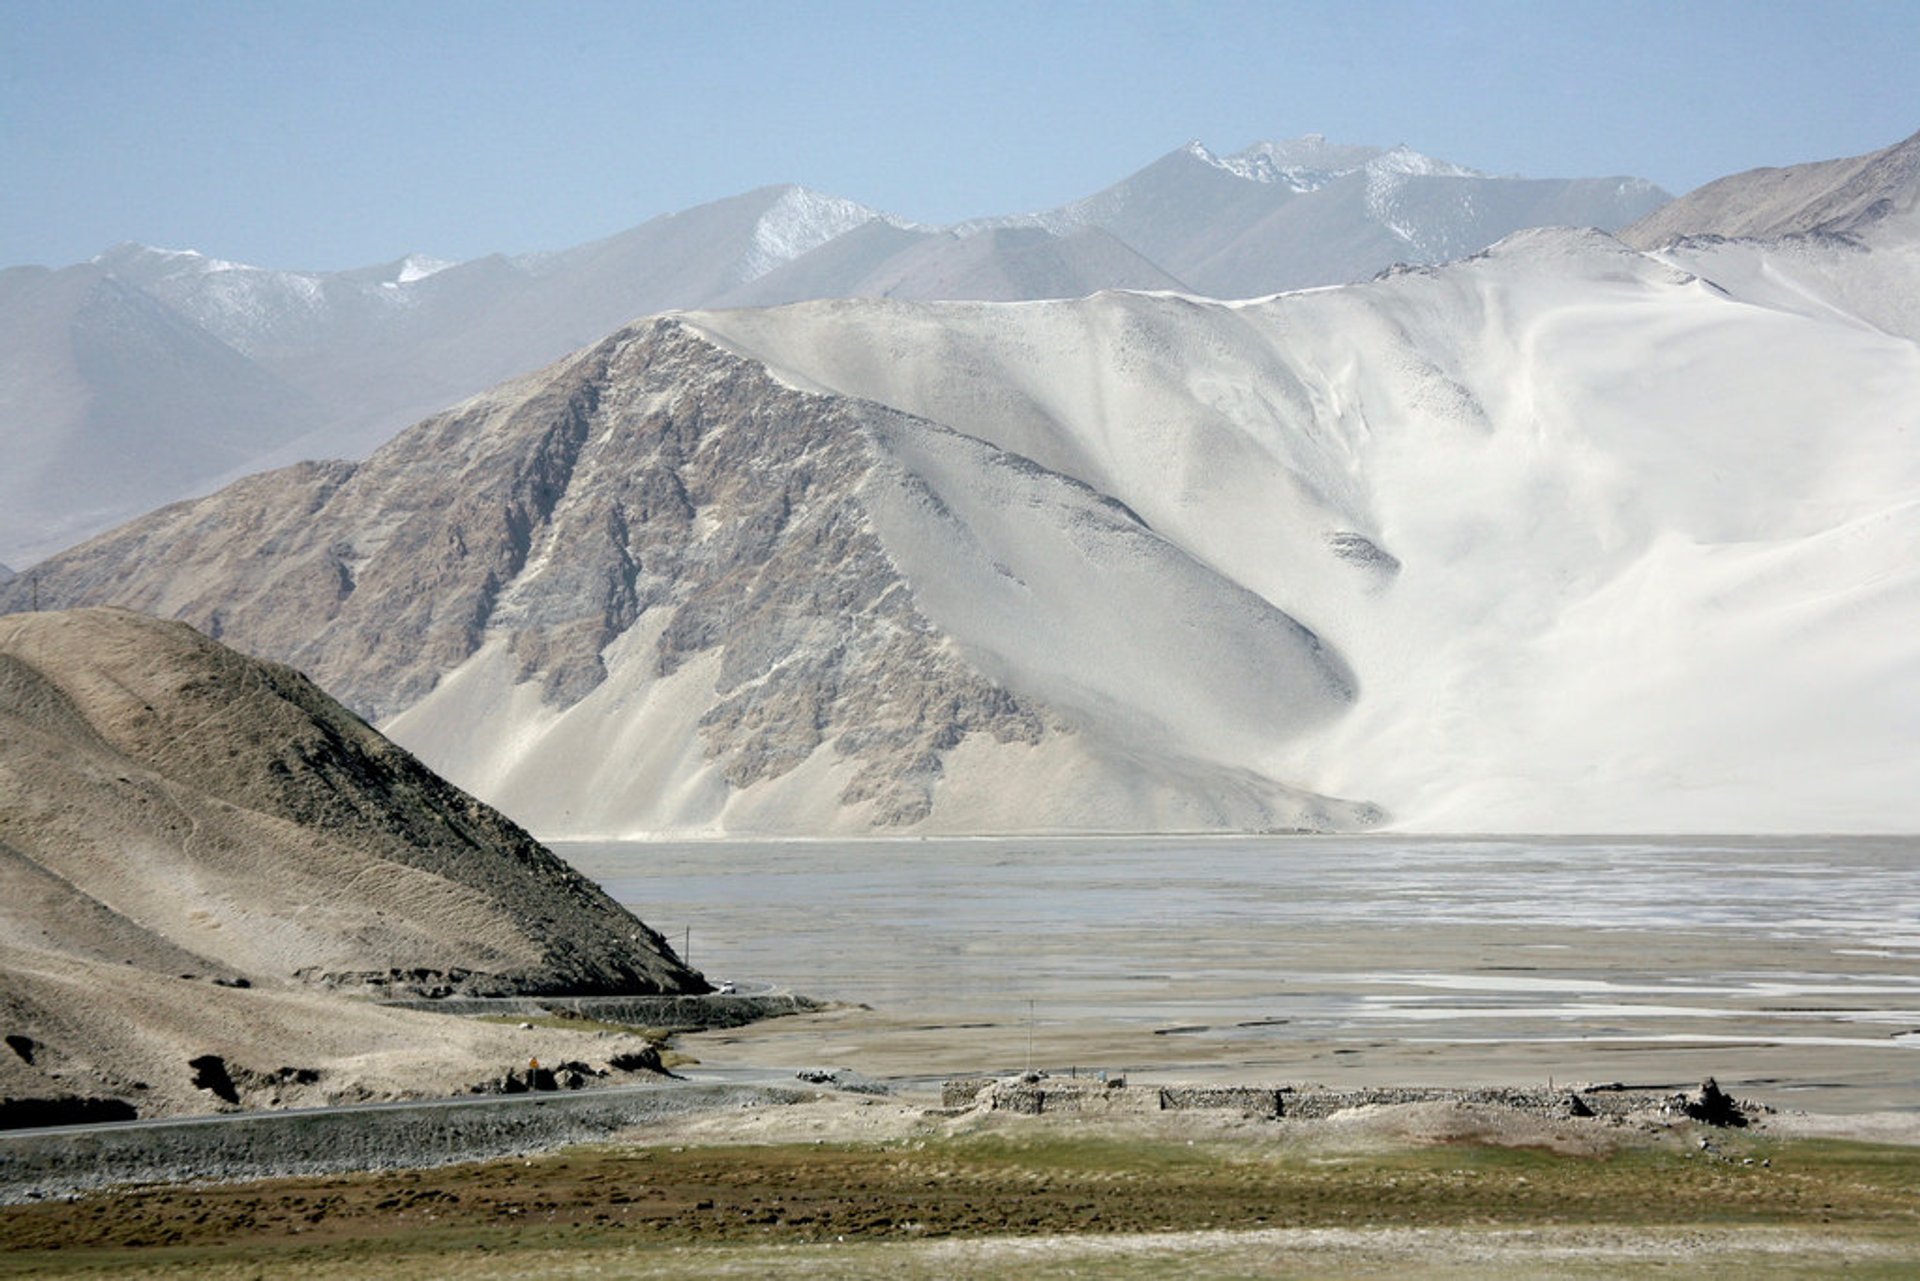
[[559, 835, 1920, 1111]]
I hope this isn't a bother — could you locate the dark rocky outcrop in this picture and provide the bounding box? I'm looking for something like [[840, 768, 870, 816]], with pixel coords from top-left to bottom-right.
[[1681, 1077, 1750, 1128]]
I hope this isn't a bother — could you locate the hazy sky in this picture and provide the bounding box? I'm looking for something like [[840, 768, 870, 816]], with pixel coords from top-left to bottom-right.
[[4, 0, 1915, 271]]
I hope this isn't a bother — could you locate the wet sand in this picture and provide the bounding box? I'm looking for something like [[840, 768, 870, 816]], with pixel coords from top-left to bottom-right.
[[563, 835, 1920, 1114]]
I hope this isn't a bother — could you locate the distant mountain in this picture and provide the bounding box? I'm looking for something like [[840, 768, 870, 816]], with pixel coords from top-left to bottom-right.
[[12, 215, 1918, 836], [0, 318, 1382, 835], [719, 223, 1191, 305], [0, 187, 881, 566], [0, 261, 321, 564], [0, 141, 1669, 566], [0, 607, 700, 1117], [999, 137, 1669, 296], [1625, 129, 1920, 349], [1622, 128, 1920, 246]]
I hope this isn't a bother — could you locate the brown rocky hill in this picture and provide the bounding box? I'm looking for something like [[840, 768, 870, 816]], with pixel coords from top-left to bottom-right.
[[0, 607, 698, 997], [0, 607, 704, 1119]]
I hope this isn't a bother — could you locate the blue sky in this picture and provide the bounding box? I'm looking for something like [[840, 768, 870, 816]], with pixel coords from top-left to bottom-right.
[[3, 0, 1915, 271]]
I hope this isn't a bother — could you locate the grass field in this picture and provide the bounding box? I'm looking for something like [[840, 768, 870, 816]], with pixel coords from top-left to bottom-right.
[[5, 1115, 1918, 1278]]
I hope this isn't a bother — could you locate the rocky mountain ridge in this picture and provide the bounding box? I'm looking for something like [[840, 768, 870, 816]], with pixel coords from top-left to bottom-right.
[[2, 322, 1374, 834]]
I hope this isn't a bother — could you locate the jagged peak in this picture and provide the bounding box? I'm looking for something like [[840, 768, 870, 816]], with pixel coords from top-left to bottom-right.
[[1184, 136, 1482, 191]]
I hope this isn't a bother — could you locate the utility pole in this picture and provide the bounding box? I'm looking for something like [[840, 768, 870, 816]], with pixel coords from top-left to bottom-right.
[[683, 925, 690, 967]]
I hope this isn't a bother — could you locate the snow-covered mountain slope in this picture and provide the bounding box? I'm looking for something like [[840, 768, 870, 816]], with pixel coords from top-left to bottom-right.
[[9, 217, 1918, 835], [0, 317, 1378, 836], [1620, 131, 1920, 349]]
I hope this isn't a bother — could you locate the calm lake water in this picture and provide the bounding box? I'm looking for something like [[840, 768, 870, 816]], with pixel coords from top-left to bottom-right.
[[559, 835, 1920, 1106]]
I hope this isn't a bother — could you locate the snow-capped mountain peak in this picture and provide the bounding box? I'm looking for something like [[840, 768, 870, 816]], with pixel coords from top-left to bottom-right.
[[91, 242, 250, 278], [738, 186, 882, 282], [1192, 137, 1484, 191], [1362, 143, 1483, 180], [393, 254, 455, 284]]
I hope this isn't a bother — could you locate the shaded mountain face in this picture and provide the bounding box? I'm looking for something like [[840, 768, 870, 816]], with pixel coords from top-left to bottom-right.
[[10, 211, 1920, 836], [0, 607, 699, 996], [1, 142, 1668, 565], [1622, 129, 1920, 247]]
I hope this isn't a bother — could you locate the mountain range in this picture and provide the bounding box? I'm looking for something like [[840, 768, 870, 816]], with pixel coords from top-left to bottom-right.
[[9, 129, 1915, 837], [0, 138, 1666, 567]]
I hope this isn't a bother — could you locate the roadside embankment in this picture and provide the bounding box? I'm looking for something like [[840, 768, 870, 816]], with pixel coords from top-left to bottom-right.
[[0, 1082, 809, 1204]]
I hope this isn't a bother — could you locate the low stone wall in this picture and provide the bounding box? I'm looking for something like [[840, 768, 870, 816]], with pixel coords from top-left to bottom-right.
[[1160, 1087, 1286, 1118], [1279, 1086, 1665, 1119], [0, 1083, 809, 1205], [951, 1077, 1680, 1122]]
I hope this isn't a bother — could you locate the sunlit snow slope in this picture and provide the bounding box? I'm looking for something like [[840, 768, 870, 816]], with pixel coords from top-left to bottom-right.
[[689, 227, 1920, 832]]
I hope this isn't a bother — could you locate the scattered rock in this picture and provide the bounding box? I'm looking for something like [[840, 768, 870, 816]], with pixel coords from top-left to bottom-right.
[[187, 1055, 239, 1105], [795, 1068, 890, 1096], [606, 1047, 666, 1074], [1682, 1077, 1749, 1128]]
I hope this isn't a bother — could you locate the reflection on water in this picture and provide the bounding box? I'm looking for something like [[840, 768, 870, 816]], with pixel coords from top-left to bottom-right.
[[560, 835, 1920, 1097]]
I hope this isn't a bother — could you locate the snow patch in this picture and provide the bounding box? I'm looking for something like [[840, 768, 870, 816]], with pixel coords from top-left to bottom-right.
[[737, 187, 880, 283], [395, 254, 455, 284]]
